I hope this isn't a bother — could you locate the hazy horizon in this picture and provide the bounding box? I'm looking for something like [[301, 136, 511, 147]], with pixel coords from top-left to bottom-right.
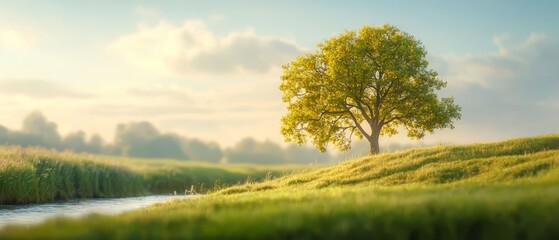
[[1, 0, 558, 149]]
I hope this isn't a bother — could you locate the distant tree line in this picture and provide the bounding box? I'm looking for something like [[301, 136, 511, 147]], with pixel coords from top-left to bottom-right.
[[0, 112, 330, 164], [0, 112, 423, 164]]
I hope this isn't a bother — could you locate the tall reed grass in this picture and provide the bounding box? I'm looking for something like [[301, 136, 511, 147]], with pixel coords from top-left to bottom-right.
[[0, 147, 144, 204], [0, 147, 302, 204]]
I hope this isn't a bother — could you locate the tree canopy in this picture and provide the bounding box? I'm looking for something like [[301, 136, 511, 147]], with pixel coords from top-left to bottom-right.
[[280, 24, 461, 154]]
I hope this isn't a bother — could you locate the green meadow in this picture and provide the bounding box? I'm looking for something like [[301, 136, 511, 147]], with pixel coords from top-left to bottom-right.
[[1, 134, 559, 239], [0, 146, 303, 204]]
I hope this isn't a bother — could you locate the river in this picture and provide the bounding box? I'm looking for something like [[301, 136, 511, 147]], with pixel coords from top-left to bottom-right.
[[0, 195, 197, 229]]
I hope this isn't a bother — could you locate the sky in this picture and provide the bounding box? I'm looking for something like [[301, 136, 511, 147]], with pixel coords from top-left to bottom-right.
[[0, 0, 558, 148]]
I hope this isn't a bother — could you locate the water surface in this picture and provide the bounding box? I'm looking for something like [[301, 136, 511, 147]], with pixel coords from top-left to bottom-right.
[[0, 195, 196, 229]]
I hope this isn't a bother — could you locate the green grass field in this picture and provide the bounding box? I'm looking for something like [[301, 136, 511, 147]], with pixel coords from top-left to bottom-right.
[[0, 147, 304, 204], [1, 134, 559, 239]]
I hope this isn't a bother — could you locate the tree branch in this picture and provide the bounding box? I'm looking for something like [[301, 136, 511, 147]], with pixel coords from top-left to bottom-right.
[[310, 110, 348, 122], [348, 98, 372, 124], [343, 105, 371, 140], [380, 75, 394, 102]]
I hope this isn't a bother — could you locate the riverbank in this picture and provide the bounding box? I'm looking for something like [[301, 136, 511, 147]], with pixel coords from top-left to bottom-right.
[[0, 195, 197, 229], [0, 147, 306, 204]]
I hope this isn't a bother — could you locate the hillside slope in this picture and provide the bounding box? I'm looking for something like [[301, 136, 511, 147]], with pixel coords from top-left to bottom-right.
[[219, 134, 559, 193]]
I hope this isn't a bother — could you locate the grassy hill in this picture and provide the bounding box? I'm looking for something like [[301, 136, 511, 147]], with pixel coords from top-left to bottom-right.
[[1, 134, 559, 239], [0, 146, 304, 204], [219, 134, 559, 194]]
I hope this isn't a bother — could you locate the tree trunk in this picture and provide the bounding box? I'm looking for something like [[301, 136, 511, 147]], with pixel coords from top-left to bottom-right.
[[368, 130, 380, 155]]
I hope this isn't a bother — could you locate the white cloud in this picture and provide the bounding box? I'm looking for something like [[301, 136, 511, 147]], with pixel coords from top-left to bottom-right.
[[107, 20, 215, 75], [423, 33, 559, 144], [107, 19, 303, 77], [437, 33, 559, 91]]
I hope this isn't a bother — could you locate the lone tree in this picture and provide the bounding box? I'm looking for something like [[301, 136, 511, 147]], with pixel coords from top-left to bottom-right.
[[280, 24, 461, 155]]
